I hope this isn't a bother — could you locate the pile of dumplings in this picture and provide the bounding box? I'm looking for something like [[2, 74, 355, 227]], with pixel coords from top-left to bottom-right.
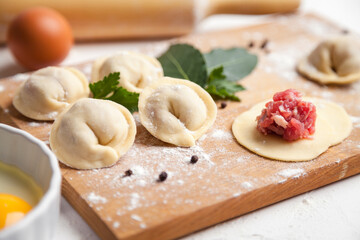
[[13, 52, 217, 170], [12, 36, 359, 169]]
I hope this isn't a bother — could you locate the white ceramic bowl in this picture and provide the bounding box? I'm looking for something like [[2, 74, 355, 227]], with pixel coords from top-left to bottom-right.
[[0, 123, 61, 240]]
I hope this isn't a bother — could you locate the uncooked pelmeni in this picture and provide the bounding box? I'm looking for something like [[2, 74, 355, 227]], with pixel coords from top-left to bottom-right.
[[232, 98, 352, 161], [297, 36, 360, 84], [139, 77, 217, 147], [50, 98, 136, 169], [91, 51, 163, 93], [13, 66, 89, 121]]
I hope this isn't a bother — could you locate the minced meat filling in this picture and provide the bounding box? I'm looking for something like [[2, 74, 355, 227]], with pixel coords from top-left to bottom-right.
[[256, 89, 316, 141]]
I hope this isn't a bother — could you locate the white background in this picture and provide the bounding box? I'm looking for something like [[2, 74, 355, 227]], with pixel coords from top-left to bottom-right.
[[1, 0, 360, 239]]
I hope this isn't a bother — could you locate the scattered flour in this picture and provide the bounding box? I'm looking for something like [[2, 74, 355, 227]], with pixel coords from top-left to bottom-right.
[[11, 73, 29, 82], [277, 168, 305, 178], [209, 129, 233, 140], [127, 193, 141, 211], [241, 182, 253, 190], [233, 192, 241, 197], [28, 122, 45, 127], [113, 221, 120, 229], [87, 192, 108, 204], [131, 165, 146, 176], [0, 85, 4, 92], [131, 214, 143, 222], [350, 116, 360, 128]]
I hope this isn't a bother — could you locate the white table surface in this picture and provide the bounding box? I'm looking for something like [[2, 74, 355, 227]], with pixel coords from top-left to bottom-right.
[[1, 0, 360, 239]]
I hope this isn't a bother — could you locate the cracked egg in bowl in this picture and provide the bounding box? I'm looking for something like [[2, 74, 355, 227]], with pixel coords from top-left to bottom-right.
[[0, 123, 61, 240]]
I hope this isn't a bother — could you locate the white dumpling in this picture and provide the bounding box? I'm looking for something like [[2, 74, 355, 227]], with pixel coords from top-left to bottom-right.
[[13, 66, 89, 121], [297, 36, 360, 84], [50, 98, 136, 169], [91, 51, 163, 93], [139, 77, 217, 147]]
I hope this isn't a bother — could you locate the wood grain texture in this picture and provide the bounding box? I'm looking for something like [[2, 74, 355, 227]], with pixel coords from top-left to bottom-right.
[[0, 13, 359, 240]]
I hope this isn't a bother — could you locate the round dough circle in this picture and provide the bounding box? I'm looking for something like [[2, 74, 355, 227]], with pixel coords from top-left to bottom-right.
[[139, 77, 217, 147], [91, 51, 163, 93], [50, 98, 136, 169], [297, 36, 360, 84], [13, 66, 89, 120], [232, 97, 352, 161]]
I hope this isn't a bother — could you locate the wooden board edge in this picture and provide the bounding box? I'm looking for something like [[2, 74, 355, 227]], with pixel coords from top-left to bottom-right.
[[118, 154, 360, 240], [61, 178, 117, 240]]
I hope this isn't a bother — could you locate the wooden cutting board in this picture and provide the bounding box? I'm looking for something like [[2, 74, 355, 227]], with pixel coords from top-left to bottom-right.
[[0, 13, 359, 240]]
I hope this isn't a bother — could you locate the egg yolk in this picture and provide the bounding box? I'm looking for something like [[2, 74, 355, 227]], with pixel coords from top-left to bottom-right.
[[0, 193, 32, 229]]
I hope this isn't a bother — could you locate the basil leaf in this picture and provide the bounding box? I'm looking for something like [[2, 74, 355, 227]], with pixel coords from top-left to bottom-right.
[[89, 72, 139, 113], [89, 72, 120, 99], [106, 87, 139, 113], [204, 48, 257, 81], [158, 44, 207, 87], [206, 66, 244, 101]]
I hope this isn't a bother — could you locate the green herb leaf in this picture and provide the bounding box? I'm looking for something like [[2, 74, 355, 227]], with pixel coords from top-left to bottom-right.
[[206, 66, 244, 101], [205, 85, 241, 101], [89, 72, 139, 113], [158, 44, 207, 87], [106, 87, 139, 113], [89, 72, 120, 99], [204, 48, 257, 81]]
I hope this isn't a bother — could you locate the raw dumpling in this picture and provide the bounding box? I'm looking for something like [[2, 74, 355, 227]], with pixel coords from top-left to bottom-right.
[[297, 36, 360, 84], [91, 51, 163, 93], [232, 97, 352, 162], [13, 66, 89, 121], [50, 98, 136, 169], [139, 77, 217, 147]]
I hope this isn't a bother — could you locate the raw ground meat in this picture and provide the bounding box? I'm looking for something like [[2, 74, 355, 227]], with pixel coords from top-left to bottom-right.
[[256, 89, 316, 141]]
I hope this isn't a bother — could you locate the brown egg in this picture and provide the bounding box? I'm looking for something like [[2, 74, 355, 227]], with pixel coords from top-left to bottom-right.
[[7, 7, 73, 70]]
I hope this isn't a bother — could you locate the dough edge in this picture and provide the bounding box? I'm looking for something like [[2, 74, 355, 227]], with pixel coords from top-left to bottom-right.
[[297, 58, 360, 85]]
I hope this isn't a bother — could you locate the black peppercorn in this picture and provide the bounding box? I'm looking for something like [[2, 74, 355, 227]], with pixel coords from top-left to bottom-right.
[[190, 155, 198, 164], [159, 171, 168, 182], [248, 41, 254, 48], [260, 39, 269, 49], [124, 169, 133, 177], [220, 102, 227, 109], [341, 29, 349, 34]]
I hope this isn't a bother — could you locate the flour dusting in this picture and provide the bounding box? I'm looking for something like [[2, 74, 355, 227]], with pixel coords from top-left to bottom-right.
[[241, 182, 253, 190], [277, 168, 305, 178], [87, 192, 108, 204], [113, 221, 120, 228], [209, 129, 233, 140], [11, 73, 29, 82], [131, 214, 143, 222]]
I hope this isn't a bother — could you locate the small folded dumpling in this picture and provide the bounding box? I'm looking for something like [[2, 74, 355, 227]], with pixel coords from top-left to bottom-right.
[[297, 36, 360, 84], [13, 66, 89, 120], [139, 77, 217, 147], [50, 98, 136, 169], [91, 51, 163, 93]]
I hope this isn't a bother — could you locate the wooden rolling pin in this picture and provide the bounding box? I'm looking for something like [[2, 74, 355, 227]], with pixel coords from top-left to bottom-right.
[[0, 0, 300, 42]]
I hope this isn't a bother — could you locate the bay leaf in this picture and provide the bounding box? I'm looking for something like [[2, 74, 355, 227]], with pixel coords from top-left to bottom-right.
[[158, 44, 207, 87], [204, 48, 257, 81]]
